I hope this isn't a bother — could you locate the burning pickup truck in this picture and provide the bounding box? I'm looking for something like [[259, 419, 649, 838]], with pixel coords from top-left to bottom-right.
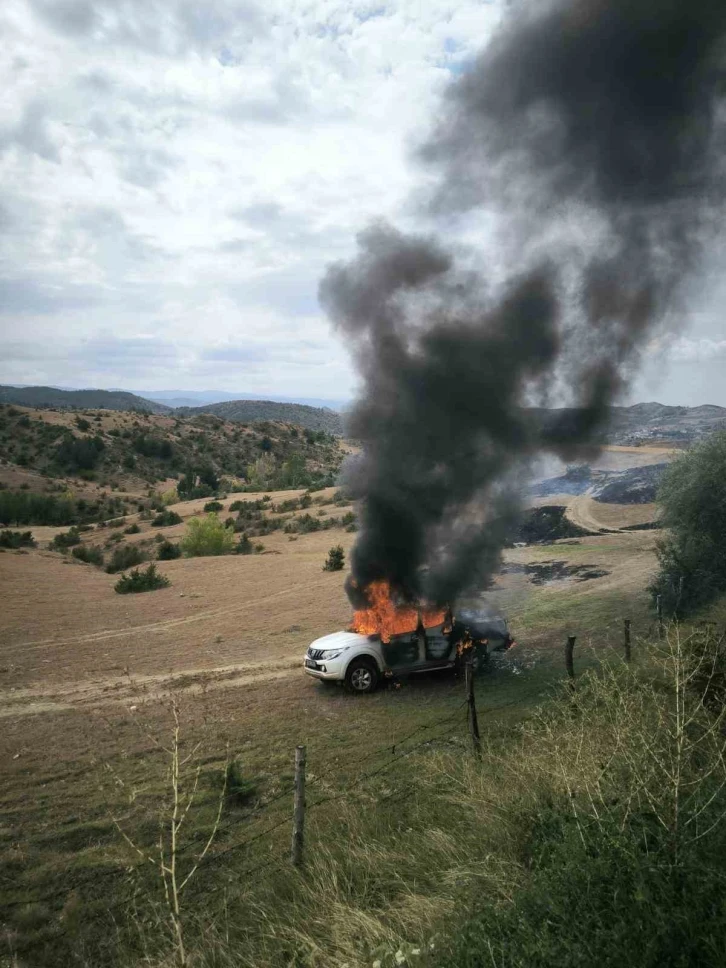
[[303, 580, 514, 693]]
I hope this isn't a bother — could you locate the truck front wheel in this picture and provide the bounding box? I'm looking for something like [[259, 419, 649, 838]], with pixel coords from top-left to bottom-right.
[[345, 658, 379, 694]]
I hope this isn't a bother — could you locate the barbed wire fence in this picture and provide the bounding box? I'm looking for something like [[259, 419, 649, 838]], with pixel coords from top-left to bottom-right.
[[1, 627, 640, 954]]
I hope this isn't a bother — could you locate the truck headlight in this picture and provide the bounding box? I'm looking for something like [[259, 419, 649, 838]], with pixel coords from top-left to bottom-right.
[[320, 648, 345, 660]]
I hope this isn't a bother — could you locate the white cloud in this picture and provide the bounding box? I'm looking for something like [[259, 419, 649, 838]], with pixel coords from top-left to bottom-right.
[[0, 0, 504, 397], [666, 336, 726, 363]]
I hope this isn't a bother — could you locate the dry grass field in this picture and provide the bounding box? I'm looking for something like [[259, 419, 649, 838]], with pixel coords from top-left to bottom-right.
[[0, 477, 665, 966]]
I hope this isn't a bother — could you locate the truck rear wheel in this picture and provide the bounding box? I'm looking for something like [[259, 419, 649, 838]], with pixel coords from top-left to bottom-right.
[[345, 658, 379, 694]]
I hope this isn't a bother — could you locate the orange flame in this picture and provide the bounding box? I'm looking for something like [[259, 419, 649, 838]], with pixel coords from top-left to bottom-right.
[[349, 579, 448, 644]]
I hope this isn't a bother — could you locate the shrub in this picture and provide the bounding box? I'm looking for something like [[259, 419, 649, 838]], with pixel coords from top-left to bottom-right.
[[224, 761, 257, 808], [161, 488, 179, 505], [132, 435, 174, 460], [323, 545, 345, 571], [50, 528, 82, 551], [437, 635, 726, 968], [236, 533, 253, 555], [75, 417, 91, 432], [114, 563, 170, 595], [0, 530, 35, 549], [105, 544, 146, 574], [181, 513, 235, 557], [157, 540, 182, 560], [341, 511, 356, 527], [152, 510, 183, 527], [203, 501, 224, 513], [124, 523, 141, 534], [650, 431, 726, 616], [287, 513, 322, 534], [72, 544, 104, 567]]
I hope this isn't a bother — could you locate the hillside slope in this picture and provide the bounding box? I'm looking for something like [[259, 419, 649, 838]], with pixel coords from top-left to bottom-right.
[[607, 402, 726, 443], [176, 399, 345, 435], [0, 385, 168, 413], [0, 405, 345, 494]]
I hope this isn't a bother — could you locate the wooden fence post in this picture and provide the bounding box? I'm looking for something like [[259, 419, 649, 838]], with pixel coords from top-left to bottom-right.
[[565, 635, 576, 685], [657, 594, 664, 640], [465, 658, 482, 759], [624, 619, 631, 663], [291, 745, 306, 867]]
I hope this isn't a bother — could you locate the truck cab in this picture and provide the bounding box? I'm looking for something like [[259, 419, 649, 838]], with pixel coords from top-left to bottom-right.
[[303, 611, 513, 693]]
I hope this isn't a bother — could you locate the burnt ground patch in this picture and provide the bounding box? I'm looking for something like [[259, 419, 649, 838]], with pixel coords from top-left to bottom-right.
[[510, 506, 596, 545], [503, 560, 610, 586], [592, 463, 668, 504]]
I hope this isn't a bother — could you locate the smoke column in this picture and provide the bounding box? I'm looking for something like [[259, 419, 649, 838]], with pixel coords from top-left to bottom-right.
[[319, 0, 726, 607]]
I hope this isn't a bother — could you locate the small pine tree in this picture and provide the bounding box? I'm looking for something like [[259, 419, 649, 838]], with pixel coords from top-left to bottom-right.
[[323, 545, 345, 572], [236, 533, 253, 555]]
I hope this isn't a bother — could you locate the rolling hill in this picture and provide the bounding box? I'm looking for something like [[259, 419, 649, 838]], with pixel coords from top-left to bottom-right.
[[175, 399, 345, 435], [0, 385, 169, 413], [606, 402, 726, 443]]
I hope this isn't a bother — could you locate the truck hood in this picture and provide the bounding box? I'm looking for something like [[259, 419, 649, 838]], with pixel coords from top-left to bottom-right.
[[307, 630, 371, 652]]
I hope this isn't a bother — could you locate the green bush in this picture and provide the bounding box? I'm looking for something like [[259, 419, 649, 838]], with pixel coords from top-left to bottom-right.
[[203, 500, 224, 513], [124, 523, 141, 534], [181, 513, 235, 557], [323, 545, 345, 571], [161, 487, 179, 505], [236, 533, 253, 555], [151, 509, 183, 527], [0, 530, 35, 549], [50, 527, 82, 551], [157, 540, 182, 560], [650, 432, 726, 616], [114, 563, 170, 595], [105, 544, 146, 574], [71, 544, 104, 567]]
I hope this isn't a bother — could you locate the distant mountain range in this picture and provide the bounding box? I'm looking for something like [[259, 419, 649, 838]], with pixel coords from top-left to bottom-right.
[[135, 389, 349, 411], [2, 386, 725, 444], [0, 385, 346, 434]]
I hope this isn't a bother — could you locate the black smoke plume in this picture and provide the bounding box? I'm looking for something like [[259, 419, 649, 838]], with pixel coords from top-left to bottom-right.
[[320, 0, 726, 607]]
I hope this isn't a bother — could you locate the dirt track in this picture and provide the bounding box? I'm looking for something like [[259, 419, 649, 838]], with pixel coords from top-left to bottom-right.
[[0, 526, 357, 716], [564, 493, 659, 533]]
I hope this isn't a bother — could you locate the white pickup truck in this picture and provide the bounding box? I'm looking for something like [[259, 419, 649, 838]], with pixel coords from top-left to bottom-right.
[[303, 610, 513, 693]]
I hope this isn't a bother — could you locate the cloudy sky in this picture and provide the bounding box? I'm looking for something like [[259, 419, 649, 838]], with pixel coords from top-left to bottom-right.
[[0, 0, 724, 406]]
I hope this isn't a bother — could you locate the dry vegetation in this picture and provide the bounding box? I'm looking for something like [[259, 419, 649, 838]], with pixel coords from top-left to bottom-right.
[[1, 424, 724, 967]]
